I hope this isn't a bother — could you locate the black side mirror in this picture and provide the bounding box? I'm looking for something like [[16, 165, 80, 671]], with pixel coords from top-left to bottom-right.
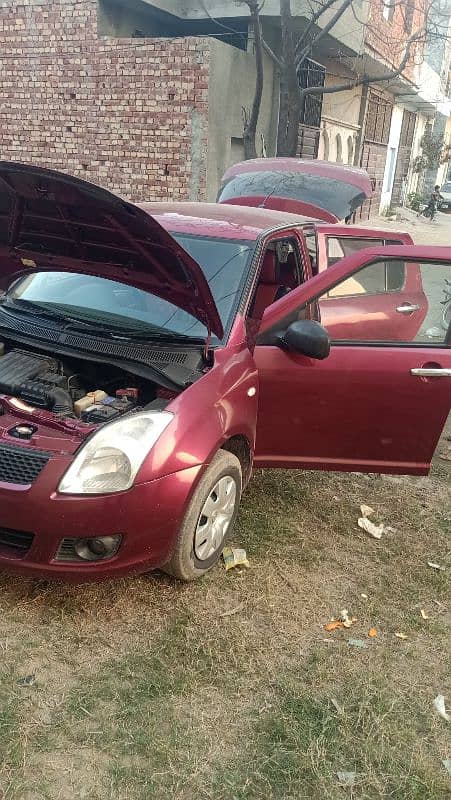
[[279, 319, 330, 360]]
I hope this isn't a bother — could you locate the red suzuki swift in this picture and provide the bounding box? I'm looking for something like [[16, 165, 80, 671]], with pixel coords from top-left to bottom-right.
[[0, 163, 450, 582]]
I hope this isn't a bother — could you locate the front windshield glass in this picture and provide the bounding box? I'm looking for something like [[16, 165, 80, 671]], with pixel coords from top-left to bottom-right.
[[4, 234, 254, 343]]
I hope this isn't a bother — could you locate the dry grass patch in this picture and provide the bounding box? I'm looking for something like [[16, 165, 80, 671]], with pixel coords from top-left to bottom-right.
[[0, 458, 449, 799]]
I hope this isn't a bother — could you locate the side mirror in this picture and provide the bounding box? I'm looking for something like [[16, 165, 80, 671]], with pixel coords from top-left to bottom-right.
[[279, 319, 330, 360]]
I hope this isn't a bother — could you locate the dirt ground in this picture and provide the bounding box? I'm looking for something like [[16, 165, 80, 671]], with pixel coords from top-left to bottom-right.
[[0, 209, 449, 800]]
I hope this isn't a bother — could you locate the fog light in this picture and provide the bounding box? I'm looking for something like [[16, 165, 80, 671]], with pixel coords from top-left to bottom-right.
[[55, 535, 122, 562], [74, 535, 122, 561]]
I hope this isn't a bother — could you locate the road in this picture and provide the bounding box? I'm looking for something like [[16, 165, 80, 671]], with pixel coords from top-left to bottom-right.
[[362, 207, 451, 337]]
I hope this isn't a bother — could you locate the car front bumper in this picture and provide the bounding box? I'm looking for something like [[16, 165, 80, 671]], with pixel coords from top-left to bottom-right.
[[0, 464, 202, 581]]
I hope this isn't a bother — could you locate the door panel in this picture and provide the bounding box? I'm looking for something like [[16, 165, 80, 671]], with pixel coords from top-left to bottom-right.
[[254, 344, 450, 474], [255, 247, 451, 475], [311, 227, 419, 339], [319, 259, 427, 340]]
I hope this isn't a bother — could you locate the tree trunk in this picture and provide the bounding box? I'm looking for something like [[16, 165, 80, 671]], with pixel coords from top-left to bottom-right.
[[243, 2, 264, 160], [277, 0, 301, 157]]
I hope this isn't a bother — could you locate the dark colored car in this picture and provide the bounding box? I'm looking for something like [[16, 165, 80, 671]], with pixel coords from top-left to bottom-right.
[[0, 163, 450, 582]]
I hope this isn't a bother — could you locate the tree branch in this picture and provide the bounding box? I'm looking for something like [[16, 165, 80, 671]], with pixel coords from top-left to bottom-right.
[[295, 0, 343, 55], [262, 37, 283, 68], [200, 0, 248, 46], [295, 0, 354, 70], [296, 26, 426, 98]]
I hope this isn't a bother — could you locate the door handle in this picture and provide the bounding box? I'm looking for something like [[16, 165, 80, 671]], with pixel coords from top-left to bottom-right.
[[411, 368, 451, 377], [396, 303, 421, 314]]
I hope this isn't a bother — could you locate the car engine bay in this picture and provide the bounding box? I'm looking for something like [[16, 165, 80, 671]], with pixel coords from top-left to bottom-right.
[[0, 343, 178, 425]]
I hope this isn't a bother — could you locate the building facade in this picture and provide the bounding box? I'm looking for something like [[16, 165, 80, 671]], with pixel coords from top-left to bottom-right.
[[0, 0, 367, 202], [1, 0, 450, 210]]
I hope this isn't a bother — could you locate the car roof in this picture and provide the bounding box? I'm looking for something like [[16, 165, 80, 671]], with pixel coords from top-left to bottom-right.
[[139, 201, 316, 240]]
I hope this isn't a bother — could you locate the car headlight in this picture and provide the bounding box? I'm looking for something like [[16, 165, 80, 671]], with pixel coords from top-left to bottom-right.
[[58, 411, 173, 495]]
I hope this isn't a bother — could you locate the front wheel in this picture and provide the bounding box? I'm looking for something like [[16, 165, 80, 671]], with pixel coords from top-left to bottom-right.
[[162, 450, 242, 581]]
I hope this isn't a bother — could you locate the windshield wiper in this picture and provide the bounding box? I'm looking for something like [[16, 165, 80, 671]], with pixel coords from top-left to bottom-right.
[[65, 321, 204, 344], [0, 297, 76, 325], [1, 298, 204, 344]]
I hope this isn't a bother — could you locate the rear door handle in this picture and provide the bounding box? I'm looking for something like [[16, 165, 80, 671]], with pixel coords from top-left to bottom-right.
[[411, 368, 451, 377], [396, 304, 421, 314]]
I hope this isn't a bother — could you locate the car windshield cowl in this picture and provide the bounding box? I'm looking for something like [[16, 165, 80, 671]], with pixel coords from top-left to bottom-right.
[[0, 297, 207, 346]]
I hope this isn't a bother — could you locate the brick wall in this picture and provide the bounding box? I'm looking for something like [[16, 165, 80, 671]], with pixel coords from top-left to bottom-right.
[[366, 0, 426, 83], [0, 0, 211, 202]]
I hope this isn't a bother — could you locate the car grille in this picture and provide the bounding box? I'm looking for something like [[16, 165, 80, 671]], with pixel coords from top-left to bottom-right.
[[0, 526, 34, 557], [0, 443, 51, 485], [54, 538, 81, 562]]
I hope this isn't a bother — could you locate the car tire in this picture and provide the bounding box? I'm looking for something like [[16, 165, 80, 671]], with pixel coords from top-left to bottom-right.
[[162, 450, 242, 581]]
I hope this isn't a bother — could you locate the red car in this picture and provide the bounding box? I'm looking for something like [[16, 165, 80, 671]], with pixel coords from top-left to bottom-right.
[[0, 162, 449, 582], [217, 157, 374, 222]]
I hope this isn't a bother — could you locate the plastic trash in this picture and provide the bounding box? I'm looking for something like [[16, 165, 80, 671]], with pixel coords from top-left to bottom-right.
[[18, 674, 36, 687], [331, 698, 344, 715], [368, 627, 377, 637], [336, 771, 356, 787], [358, 516, 384, 539], [347, 638, 368, 649], [340, 608, 356, 628], [420, 609, 429, 620], [222, 547, 249, 571], [434, 694, 450, 722], [428, 561, 446, 571], [395, 632, 408, 640]]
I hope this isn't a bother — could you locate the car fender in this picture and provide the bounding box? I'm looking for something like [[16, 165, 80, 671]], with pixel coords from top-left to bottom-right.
[[135, 344, 259, 484]]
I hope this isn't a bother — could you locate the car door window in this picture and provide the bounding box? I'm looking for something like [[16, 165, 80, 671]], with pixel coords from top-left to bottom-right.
[[327, 259, 405, 297], [326, 237, 405, 297], [249, 237, 303, 319], [303, 229, 318, 275], [315, 259, 451, 344]]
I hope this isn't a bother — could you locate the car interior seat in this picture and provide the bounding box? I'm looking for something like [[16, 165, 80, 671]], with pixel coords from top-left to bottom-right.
[[251, 250, 293, 318]]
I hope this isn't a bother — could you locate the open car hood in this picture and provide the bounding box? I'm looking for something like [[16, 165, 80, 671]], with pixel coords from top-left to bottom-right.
[[217, 158, 373, 222], [0, 162, 223, 338]]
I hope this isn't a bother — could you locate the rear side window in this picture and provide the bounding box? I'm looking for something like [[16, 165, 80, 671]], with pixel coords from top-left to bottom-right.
[[326, 237, 405, 295]]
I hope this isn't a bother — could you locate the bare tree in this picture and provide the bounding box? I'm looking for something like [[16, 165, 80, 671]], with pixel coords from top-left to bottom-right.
[[241, 0, 443, 158]]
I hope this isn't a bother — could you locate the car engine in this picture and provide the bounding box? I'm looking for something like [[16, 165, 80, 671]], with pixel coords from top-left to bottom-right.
[[0, 345, 161, 423]]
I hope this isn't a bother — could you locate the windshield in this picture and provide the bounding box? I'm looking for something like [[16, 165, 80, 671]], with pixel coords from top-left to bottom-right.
[[4, 234, 254, 343], [217, 171, 367, 219]]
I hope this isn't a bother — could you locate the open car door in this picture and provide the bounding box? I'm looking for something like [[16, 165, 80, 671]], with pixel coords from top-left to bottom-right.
[[254, 245, 451, 475], [308, 224, 414, 274], [307, 227, 426, 341]]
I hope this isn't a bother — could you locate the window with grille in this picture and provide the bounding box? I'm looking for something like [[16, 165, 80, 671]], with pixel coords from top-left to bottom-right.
[[297, 59, 326, 128]]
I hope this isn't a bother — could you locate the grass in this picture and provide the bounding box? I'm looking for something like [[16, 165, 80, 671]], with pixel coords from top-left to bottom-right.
[[0, 451, 449, 799]]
